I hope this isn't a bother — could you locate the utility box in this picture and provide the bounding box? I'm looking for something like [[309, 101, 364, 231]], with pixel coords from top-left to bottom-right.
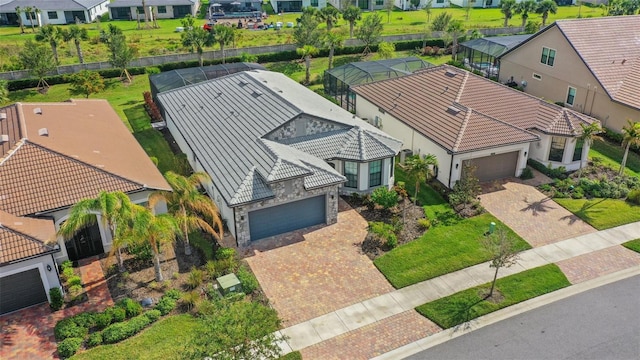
[[400, 149, 413, 164], [216, 273, 241, 295]]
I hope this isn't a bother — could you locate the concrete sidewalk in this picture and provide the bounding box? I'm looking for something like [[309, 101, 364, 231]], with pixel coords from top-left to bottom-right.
[[275, 221, 640, 357]]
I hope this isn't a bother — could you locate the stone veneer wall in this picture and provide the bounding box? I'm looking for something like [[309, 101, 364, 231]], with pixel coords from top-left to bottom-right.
[[234, 177, 340, 247], [266, 115, 348, 141]]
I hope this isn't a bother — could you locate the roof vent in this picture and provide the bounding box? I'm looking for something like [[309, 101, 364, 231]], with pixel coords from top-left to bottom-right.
[[238, 80, 249, 86], [446, 106, 461, 115], [0, 134, 8, 143], [0, 112, 6, 120], [33, 107, 42, 115], [251, 90, 263, 97], [38, 128, 48, 136], [445, 70, 458, 77], [621, 59, 627, 65]]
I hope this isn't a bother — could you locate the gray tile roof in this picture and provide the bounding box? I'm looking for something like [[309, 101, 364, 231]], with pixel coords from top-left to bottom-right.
[[0, 0, 107, 11], [107, 0, 196, 7], [158, 70, 398, 207]]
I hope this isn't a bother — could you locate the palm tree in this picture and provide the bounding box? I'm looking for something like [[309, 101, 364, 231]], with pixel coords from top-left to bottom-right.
[[149, 171, 223, 256], [58, 191, 135, 272], [36, 25, 62, 65], [24, 6, 35, 32], [515, 0, 538, 28], [325, 28, 345, 70], [316, 6, 340, 31], [213, 25, 235, 64], [342, 5, 362, 39], [446, 20, 465, 60], [297, 45, 319, 85], [405, 154, 438, 204], [424, 0, 433, 23], [63, 25, 89, 64], [619, 120, 640, 176], [15, 7, 25, 34], [576, 122, 601, 175], [181, 27, 214, 67], [500, 0, 517, 27], [536, 0, 558, 27]]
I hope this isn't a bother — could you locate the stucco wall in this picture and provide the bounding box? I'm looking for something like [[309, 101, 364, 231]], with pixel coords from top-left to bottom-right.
[[528, 131, 586, 171], [0, 255, 62, 302]]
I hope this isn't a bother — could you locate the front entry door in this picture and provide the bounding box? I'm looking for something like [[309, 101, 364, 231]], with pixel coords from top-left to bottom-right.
[[65, 221, 104, 261]]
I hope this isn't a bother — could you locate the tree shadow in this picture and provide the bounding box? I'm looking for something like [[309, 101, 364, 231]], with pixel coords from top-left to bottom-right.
[[520, 196, 554, 216], [561, 198, 606, 225], [442, 294, 485, 333]]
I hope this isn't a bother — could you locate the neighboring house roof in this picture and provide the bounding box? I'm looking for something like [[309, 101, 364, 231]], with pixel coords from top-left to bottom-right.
[[352, 65, 599, 154], [0, 0, 107, 11], [0, 100, 171, 217], [499, 15, 640, 111], [0, 210, 58, 266], [107, 0, 197, 7], [158, 70, 401, 207]]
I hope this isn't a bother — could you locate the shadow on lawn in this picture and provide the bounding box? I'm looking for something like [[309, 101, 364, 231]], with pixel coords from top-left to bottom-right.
[[560, 198, 607, 225]]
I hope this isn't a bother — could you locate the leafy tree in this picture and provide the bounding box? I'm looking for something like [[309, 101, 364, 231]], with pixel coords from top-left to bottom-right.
[[536, 0, 558, 27], [464, 0, 473, 21], [0, 80, 9, 104], [18, 40, 56, 91], [619, 120, 640, 176], [58, 191, 135, 272], [181, 27, 214, 67], [446, 20, 465, 59], [15, 7, 25, 34], [371, 186, 399, 211], [293, 9, 321, 48], [67, 70, 105, 98], [576, 122, 601, 175], [213, 25, 235, 64], [325, 28, 346, 70], [449, 163, 481, 207], [430, 11, 452, 32], [297, 45, 319, 85], [62, 25, 89, 64], [100, 24, 124, 62], [515, 0, 538, 28], [109, 33, 136, 82], [316, 5, 340, 30], [524, 20, 541, 34], [424, 0, 433, 23], [35, 25, 62, 65], [481, 228, 520, 298], [342, 5, 362, 39], [181, 14, 195, 29], [377, 41, 395, 59], [384, 0, 395, 24], [405, 154, 438, 204], [149, 171, 223, 256], [356, 12, 383, 55], [500, 0, 517, 27]]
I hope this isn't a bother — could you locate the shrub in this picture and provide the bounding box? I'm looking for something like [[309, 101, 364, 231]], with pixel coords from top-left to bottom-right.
[[67, 275, 82, 287], [54, 318, 88, 341], [236, 265, 259, 295], [128, 314, 151, 333], [86, 332, 103, 348], [369, 222, 397, 249], [57, 337, 83, 358], [155, 297, 177, 315], [94, 312, 113, 329], [385, 236, 398, 249], [215, 247, 237, 260], [70, 312, 96, 328], [204, 260, 217, 280], [102, 322, 133, 344], [164, 289, 183, 301], [145, 66, 161, 75], [144, 309, 162, 322], [181, 290, 201, 311], [571, 187, 584, 199], [520, 167, 534, 180], [60, 260, 73, 271], [627, 189, 640, 205], [417, 218, 431, 230], [186, 267, 205, 289], [371, 187, 399, 210], [61, 267, 75, 281], [126, 241, 153, 262], [106, 306, 127, 323], [68, 284, 83, 299], [116, 298, 143, 318], [49, 287, 64, 311]]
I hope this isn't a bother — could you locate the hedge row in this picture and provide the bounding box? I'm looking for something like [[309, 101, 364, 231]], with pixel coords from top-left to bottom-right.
[[602, 127, 640, 156]]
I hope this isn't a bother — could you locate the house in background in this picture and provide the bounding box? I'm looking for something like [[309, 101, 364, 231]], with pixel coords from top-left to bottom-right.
[[498, 16, 640, 133], [157, 70, 402, 246], [0, 0, 110, 25], [0, 99, 170, 315], [352, 65, 600, 188], [107, 0, 199, 20], [271, 0, 327, 13]]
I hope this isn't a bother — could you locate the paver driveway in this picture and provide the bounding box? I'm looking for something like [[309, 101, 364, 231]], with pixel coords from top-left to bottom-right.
[[479, 182, 596, 247], [245, 200, 394, 327]]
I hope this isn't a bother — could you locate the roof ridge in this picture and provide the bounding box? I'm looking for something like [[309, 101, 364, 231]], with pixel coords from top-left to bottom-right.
[[360, 128, 398, 155], [0, 224, 57, 248], [0, 140, 25, 166], [452, 108, 472, 152], [455, 71, 469, 103]]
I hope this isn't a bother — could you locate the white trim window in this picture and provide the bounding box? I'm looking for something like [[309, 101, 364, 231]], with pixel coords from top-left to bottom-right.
[[540, 47, 556, 66], [344, 161, 358, 188], [549, 136, 566, 162], [368, 160, 382, 188], [566, 86, 576, 107]]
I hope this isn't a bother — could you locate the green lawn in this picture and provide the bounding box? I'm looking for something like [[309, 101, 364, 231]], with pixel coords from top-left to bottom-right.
[[72, 314, 206, 360], [394, 165, 450, 219], [622, 239, 640, 254], [374, 212, 531, 289], [416, 264, 570, 329], [554, 198, 640, 230], [589, 139, 640, 178]]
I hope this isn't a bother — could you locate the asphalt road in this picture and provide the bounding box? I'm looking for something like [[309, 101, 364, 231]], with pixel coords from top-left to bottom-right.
[[406, 275, 640, 360]]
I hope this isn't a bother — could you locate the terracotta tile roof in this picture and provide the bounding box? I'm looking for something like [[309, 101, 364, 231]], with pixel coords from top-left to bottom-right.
[[352, 66, 598, 154], [0, 210, 58, 265], [0, 104, 22, 157]]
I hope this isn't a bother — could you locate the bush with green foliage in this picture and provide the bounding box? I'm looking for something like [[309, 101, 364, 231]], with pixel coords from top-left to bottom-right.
[[105, 306, 127, 323], [126, 242, 154, 262], [61, 267, 75, 281], [369, 222, 398, 249], [86, 332, 103, 348], [236, 265, 259, 295], [67, 275, 82, 287], [626, 189, 640, 205], [519, 167, 534, 180], [155, 296, 178, 315], [94, 312, 113, 329], [527, 159, 567, 179], [431, 12, 453, 31], [116, 298, 143, 318], [417, 218, 431, 230], [49, 287, 64, 311], [371, 187, 399, 210], [144, 309, 162, 322], [164, 289, 183, 301], [101, 322, 133, 344], [70, 312, 96, 328], [57, 337, 83, 358], [187, 268, 205, 289], [60, 260, 73, 271], [54, 318, 88, 341]]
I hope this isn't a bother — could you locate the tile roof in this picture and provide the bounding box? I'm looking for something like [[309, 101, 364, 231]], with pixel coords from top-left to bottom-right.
[[352, 65, 599, 154], [0, 210, 58, 266], [0, 0, 107, 11], [158, 70, 399, 207], [107, 0, 196, 7]]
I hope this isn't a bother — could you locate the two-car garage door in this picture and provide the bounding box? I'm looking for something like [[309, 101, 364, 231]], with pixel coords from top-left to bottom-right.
[[0, 268, 48, 315], [463, 151, 519, 182], [249, 195, 326, 241]]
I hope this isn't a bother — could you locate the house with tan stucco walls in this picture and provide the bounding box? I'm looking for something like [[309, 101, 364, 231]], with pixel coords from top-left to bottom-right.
[[497, 16, 640, 133]]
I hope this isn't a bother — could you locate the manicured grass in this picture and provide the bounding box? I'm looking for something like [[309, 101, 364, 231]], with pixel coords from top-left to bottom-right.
[[374, 212, 531, 288], [394, 165, 450, 219], [622, 239, 640, 254], [554, 198, 640, 230], [589, 139, 640, 178], [71, 314, 206, 359], [279, 351, 303, 360], [416, 264, 570, 329]]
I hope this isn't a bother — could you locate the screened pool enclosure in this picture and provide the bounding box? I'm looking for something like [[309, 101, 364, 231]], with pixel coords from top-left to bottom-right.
[[455, 35, 531, 77]]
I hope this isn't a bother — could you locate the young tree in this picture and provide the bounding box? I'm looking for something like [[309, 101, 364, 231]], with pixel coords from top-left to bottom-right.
[[575, 122, 601, 175], [35, 25, 62, 65], [297, 45, 319, 85], [24, 6, 35, 32], [142, 0, 151, 29], [430, 11, 452, 32], [316, 5, 340, 30], [62, 25, 89, 64], [524, 20, 541, 34], [67, 70, 105, 98], [377, 41, 395, 59], [181, 27, 214, 67], [515, 0, 538, 28], [149, 171, 223, 256], [325, 28, 346, 70], [619, 120, 640, 176], [213, 25, 234, 64], [356, 12, 383, 55], [384, 0, 395, 24], [294, 9, 322, 48], [109, 33, 136, 82], [18, 40, 56, 91], [15, 7, 25, 34], [536, 0, 558, 27], [100, 24, 124, 62], [342, 5, 362, 39], [464, 0, 473, 21], [500, 0, 517, 27], [449, 163, 481, 208], [481, 228, 520, 298], [446, 19, 465, 59], [405, 154, 438, 204], [424, 0, 433, 23]]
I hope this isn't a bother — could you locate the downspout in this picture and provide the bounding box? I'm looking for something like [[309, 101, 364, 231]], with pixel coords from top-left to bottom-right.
[[448, 152, 455, 189]]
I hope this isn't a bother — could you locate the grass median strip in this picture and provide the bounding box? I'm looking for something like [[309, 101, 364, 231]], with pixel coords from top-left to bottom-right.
[[416, 264, 570, 329], [622, 239, 640, 254], [554, 198, 640, 230]]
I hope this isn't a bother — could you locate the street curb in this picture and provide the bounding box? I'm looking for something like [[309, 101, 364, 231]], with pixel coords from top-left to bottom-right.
[[371, 266, 640, 360]]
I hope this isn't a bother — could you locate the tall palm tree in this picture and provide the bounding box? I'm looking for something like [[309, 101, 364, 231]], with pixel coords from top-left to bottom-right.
[[150, 171, 223, 256], [15, 7, 25, 34], [181, 27, 214, 67], [36, 25, 62, 65], [576, 122, 601, 175], [297, 45, 319, 85], [24, 6, 35, 32], [342, 5, 362, 39], [325, 28, 345, 70], [63, 25, 89, 64], [405, 154, 438, 203], [619, 120, 640, 176], [500, 0, 517, 27], [316, 6, 340, 31], [446, 20, 465, 60], [515, 0, 538, 28], [536, 0, 558, 27], [58, 191, 135, 272], [213, 25, 235, 64], [424, 0, 433, 23]]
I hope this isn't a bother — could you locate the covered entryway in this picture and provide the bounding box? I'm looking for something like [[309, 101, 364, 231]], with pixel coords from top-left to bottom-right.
[[464, 151, 519, 182], [249, 195, 326, 241], [64, 221, 104, 262], [0, 269, 47, 315]]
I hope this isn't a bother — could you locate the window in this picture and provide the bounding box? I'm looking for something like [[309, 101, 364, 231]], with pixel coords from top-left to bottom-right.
[[369, 160, 382, 187], [158, 6, 167, 13], [137, 6, 144, 14], [549, 136, 566, 162], [532, 73, 542, 80], [358, 0, 370, 9], [47, 11, 58, 19], [344, 162, 358, 188], [437, 0, 445, 3], [540, 47, 556, 66], [311, 0, 319, 6], [376, 0, 384, 5], [573, 139, 584, 162], [566, 86, 576, 107]]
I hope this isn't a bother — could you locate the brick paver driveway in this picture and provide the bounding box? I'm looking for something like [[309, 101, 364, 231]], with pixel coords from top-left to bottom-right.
[[245, 199, 394, 327], [557, 246, 640, 284], [479, 182, 596, 247]]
